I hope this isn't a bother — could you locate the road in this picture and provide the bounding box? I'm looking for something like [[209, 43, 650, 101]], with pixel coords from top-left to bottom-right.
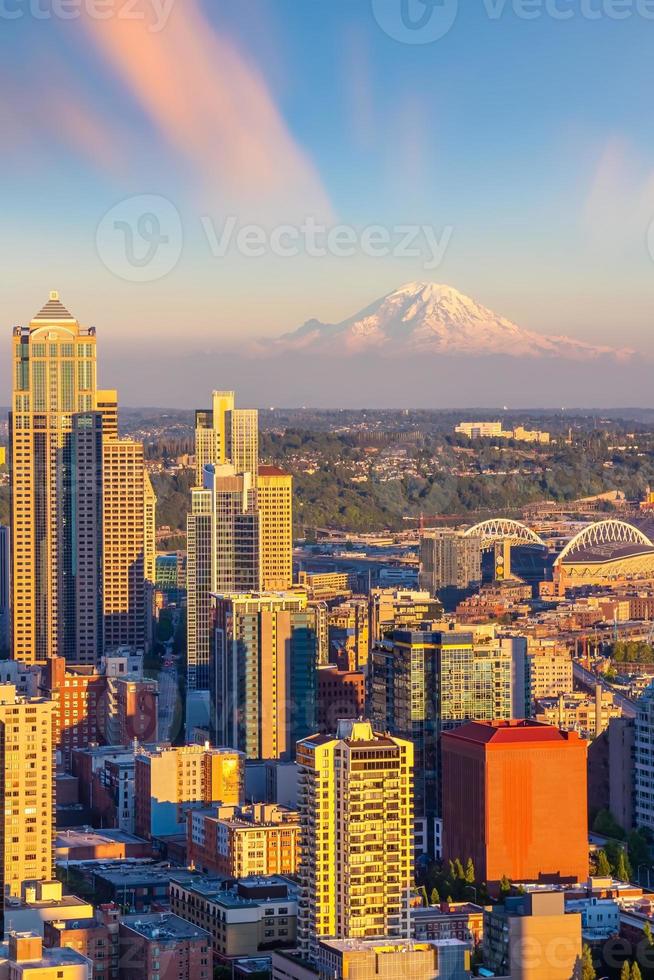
[[573, 660, 637, 719]]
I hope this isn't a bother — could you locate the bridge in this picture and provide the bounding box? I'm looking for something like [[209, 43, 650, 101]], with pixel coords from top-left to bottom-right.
[[463, 518, 547, 550]]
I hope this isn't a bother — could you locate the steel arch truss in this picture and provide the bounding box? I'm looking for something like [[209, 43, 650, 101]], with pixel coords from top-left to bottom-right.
[[463, 518, 546, 550], [557, 519, 653, 563]]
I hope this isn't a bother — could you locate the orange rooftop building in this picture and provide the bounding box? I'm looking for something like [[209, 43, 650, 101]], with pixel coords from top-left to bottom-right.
[[442, 719, 588, 889]]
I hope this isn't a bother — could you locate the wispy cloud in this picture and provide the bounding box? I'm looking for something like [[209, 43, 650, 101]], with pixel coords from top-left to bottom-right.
[[583, 136, 654, 252], [79, 0, 332, 221]]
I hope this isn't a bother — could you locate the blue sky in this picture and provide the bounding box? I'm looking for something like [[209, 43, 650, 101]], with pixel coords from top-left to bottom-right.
[[1, 0, 653, 404]]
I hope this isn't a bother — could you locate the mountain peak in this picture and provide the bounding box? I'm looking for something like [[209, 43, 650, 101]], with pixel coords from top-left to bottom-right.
[[275, 282, 633, 362]]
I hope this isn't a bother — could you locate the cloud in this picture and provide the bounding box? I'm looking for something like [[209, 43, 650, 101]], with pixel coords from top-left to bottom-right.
[[583, 137, 654, 252], [79, 0, 332, 222]]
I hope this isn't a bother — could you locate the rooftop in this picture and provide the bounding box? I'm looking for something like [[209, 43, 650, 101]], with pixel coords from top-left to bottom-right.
[[32, 291, 75, 322], [121, 912, 211, 943], [442, 718, 584, 746]]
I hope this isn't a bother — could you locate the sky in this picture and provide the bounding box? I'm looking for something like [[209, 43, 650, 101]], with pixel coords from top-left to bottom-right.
[[1, 0, 654, 406]]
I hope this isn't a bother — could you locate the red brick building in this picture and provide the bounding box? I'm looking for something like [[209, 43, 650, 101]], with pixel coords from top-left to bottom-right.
[[315, 665, 365, 733], [44, 904, 121, 980], [442, 719, 588, 888], [119, 913, 212, 980]]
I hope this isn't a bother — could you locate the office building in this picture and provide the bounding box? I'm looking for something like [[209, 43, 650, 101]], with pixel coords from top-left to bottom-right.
[[0, 685, 55, 911], [211, 593, 318, 760], [70, 412, 104, 664], [296, 571, 352, 601], [187, 803, 300, 877], [194, 390, 258, 486], [0, 524, 9, 655], [442, 720, 588, 888], [187, 466, 259, 691], [258, 465, 293, 590], [419, 530, 482, 597], [371, 629, 512, 818], [10, 294, 98, 663], [6, 880, 94, 939], [134, 744, 244, 839], [369, 588, 443, 643], [169, 873, 298, 963], [102, 439, 150, 652], [483, 892, 581, 980], [296, 719, 414, 963], [119, 913, 212, 980], [9, 294, 153, 664]]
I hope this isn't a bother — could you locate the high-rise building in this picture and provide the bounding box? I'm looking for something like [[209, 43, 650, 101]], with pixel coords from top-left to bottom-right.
[[0, 525, 10, 656], [419, 530, 482, 597], [442, 720, 588, 888], [102, 439, 149, 652], [210, 592, 318, 759], [258, 466, 293, 590], [9, 295, 154, 664], [187, 466, 259, 691], [634, 680, 654, 832], [0, 684, 55, 911], [188, 390, 294, 693], [371, 629, 513, 818], [70, 412, 104, 664], [10, 294, 98, 663], [194, 390, 258, 486], [296, 719, 414, 964]]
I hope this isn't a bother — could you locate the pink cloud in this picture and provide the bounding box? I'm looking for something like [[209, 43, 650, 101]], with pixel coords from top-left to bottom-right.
[[79, 0, 332, 221]]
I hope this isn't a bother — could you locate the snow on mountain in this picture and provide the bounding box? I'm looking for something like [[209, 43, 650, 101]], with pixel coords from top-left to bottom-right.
[[272, 283, 633, 361]]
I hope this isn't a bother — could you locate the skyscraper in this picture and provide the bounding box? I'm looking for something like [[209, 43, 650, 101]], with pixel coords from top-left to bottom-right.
[[102, 439, 151, 652], [210, 592, 318, 759], [419, 530, 482, 599], [296, 719, 414, 964], [371, 628, 513, 819], [258, 466, 293, 590], [9, 295, 154, 664], [0, 684, 55, 910], [0, 525, 10, 656], [187, 389, 294, 692], [10, 293, 98, 662], [187, 466, 259, 691]]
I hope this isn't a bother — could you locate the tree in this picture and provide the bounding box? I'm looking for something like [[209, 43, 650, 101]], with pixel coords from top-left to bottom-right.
[[596, 849, 612, 876], [632, 963, 643, 980], [593, 808, 626, 840], [580, 944, 596, 980], [620, 962, 631, 980], [454, 858, 465, 880], [430, 888, 440, 905], [465, 858, 475, 884], [419, 886, 428, 907], [499, 875, 511, 899], [616, 851, 631, 882]]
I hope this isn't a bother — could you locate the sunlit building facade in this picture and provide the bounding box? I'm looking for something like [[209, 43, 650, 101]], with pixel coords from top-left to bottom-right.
[[296, 719, 414, 963]]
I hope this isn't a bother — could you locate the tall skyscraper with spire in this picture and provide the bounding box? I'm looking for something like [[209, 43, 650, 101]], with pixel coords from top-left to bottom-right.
[[9, 293, 155, 664]]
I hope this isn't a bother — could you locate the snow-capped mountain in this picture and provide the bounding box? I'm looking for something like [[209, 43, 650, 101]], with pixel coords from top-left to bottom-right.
[[273, 283, 632, 361]]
